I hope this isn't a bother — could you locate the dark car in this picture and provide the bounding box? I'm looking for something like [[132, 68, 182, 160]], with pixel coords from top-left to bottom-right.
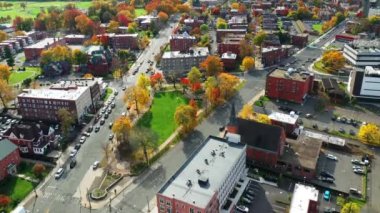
[[320, 171, 335, 179], [312, 124, 318, 129], [100, 119, 105, 125], [95, 126, 100, 132], [320, 176, 334, 183], [70, 159, 77, 169], [74, 143, 81, 150], [87, 126, 93, 133]]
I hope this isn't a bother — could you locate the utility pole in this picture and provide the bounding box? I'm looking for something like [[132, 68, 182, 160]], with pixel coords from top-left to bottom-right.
[[146, 196, 150, 213], [109, 198, 112, 213], [87, 188, 92, 213]]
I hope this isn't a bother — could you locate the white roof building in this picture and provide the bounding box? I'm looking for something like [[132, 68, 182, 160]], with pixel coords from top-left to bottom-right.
[[290, 183, 319, 213]]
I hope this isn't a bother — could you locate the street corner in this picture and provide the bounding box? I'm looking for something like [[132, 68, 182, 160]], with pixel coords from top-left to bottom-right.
[[73, 166, 104, 199]]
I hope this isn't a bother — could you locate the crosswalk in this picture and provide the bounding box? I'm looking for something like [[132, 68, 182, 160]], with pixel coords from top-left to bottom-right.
[[40, 192, 66, 202]]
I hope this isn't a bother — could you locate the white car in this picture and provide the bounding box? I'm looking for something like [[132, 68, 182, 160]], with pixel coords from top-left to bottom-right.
[[70, 149, 78, 157], [55, 168, 64, 179], [79, 136, 86, 144], [93, 161, 100, 170], [236, 205, 249, 213], [326, 154, 338, 160]]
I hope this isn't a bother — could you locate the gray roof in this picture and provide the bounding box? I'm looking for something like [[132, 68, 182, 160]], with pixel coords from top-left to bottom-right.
[[158, 136, 246, 208], [0, 139, 18, 160]]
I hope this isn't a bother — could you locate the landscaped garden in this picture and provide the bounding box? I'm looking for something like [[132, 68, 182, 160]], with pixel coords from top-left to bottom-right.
[[137, 91, 187, 145], [0, 1, 92, 19], [313, 60, 331, 74], [9, 67, 41, 86]]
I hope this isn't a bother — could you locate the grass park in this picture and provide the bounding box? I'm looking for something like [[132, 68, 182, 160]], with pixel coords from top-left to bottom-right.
[[9, 67, 41, 86], [0, 177, 36, 211], [312, 23, 323, 34], [137, 91, 187, 145], [0, 1, 147, 19]]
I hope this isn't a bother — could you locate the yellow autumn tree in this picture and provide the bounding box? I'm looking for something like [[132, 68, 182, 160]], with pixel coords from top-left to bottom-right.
[[358, 123, 380, 145], [112, 116, 132, 143], [136, 73, 151, 90], [124, 85, 150, 114], [239, 104, 253, 119], [241, 56, 255, 72], [83, 73, 94, 79]]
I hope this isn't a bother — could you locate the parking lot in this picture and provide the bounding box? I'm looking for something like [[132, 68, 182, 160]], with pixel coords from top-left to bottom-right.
[[316, 148, 364, 195]]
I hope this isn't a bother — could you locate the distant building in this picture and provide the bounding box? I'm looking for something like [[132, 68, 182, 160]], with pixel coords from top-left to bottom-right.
[[97, 33, 139, 50], [64, 34, 87, 45], [321, 78, 346, 103], [217, 34, 245, 56], [348, 66, 380, 100], [261, 45, 291, 67], [84, 45, 113, 76], [161, 47, 209, 74], [275, 6, 289, 16], [17, 78, 103, 122], [216, 29, 246, 43], [292, 20, 312, 34], [289, 184, 319, 213], [290, 33, 308, 48], [343, 39, 380, 67], [169, 32, 197, 52], [335, 33, 359, 43], [265, 68, 314, 104], [0, 139, 20, 181], [156, 136, 246, 212], [221, 52, 237, 70], [24, 37, 65, 61], [3, 123, 57, 156], [135, 15, 158, 29], [228, 15, 248, 29]]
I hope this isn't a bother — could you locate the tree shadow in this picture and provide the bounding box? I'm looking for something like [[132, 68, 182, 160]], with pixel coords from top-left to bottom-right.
[[136, 111, 153, 128], [182, 130, 206, 158]]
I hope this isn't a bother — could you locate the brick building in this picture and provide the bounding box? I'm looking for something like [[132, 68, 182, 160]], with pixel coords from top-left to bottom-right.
[[0, 139, 20, 181], [290, 33, 308, 48], [265, 68, 314, 104], [169, 32, 197, 52], [275, 6, 289, 16], [216, 29, 246, 43], [269, 111, 300, 137], [3, 123, 57, 156], [109, 34, 139, 50], [64, 34, 87, 45], [156, 136, 246, 213], [17, 78, 102, 123], [217, 34, 245, 56], [221, 52, 237, 70], [24, 37, 65, 61], [261, 45, 291, 67]]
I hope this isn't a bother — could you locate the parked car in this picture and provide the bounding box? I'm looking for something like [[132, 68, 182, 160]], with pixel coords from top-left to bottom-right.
[[87, 126, 93, 133], [74, 143, 81, 150], [93, 161, 99, 170], [323, 190, 331, 201], [55, 168, 64, 179], [305, 113, 313, 118], [111, 102, 116, 108], [79, 136, 86, 144], [104, 113, 109, 119], [320, 171, 334, 179], [109, 122, 113, 129], [349, 130, 356, 135], [312, 124, 318, 129], [122, 86, 126, 91], [100, 119, 105, 125], [236, 205, 249, 213], [114, 91, 118, 95], [326, 154, 338, 160], [70, 159, 77, 169], [351, 159, 364, 165], [70, 149, 78, 157], [339, 128, 345, 133], [109, 134, 114, 140], [82, 132, 90, 137], [352, 165, 362, 170], [320, 176, 334, 183], [353, 169, 365, 175], [95, 126, 100, 132]]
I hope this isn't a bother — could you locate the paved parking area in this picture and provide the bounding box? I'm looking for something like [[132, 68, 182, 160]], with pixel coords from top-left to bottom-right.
[[316, 148, 363, 194]]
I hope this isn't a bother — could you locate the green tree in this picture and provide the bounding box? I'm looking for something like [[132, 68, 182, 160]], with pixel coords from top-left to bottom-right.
[[57, 108, 75, 137], [72, 49, 88, 65], [187, 67, 202, 84], [4, 47, 14, 69], [200, 24, 209, 34], [253, 31, 267, 46], [340, 202, 360, 213], [129, 126, 159, 165]]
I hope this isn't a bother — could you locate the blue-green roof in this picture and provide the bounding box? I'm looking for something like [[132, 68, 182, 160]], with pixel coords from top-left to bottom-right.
[[0, 139, 18, 160]]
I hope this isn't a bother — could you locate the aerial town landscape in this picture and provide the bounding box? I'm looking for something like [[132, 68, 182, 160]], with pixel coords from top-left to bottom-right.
[[0, 0, 380, 212]]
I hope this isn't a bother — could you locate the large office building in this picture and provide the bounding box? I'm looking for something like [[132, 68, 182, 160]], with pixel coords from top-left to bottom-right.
[[156, 136, 246, 213], [348, 66, 380, 100], [343, 39, 380, 67], [17, 78, 103, 122], [289, 183, 319, 213], [160, 47, 209, 73]]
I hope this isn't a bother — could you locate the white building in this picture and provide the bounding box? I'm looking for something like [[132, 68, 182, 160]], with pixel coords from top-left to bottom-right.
[[348, 66, 380, 100], [289, 183, 319, 213], [343, 40, 380, 67], [156, 136, 246, 212], [161, 47, 209, 74]]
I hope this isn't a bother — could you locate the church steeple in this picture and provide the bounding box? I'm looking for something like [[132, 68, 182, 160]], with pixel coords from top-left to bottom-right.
[[227, 103, 239, 134]]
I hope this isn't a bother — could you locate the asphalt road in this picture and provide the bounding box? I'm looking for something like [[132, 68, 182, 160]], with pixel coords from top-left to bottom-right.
[[100, 71, 267, 213]]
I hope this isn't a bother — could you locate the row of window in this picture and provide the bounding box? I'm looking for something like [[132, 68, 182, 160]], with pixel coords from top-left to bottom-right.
[[19, 98, 70, 106]]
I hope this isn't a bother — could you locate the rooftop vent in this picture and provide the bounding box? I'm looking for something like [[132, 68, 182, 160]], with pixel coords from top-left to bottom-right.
[[196, 169, 201, 174], [220, 152, 225, 158], [204, 159, 209, 165], [198, 175, 209, 187], [211, 150, 216, 157]]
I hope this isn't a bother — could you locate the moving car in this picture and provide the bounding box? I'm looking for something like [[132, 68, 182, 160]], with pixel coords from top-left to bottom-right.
[[87, 126, 93, 133], [93, 161, 100, 170], [100, 119, 105, 125], [353, 168, 365, 175], [305, 113, 313, 118], [74, 143, 81, 150], [323, 190, 331, 201], [55, 168, 64, 179], [70, 159, 77, 169], [236, 205, 249, 213], [95, 126, 100, 132], [70, 149, 78, 158]]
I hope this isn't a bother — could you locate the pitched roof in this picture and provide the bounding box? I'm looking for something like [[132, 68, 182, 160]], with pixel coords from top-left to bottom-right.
[[0, 139, 18, 160], [4, 123, 51, 142], [236, 118, 283, 152]]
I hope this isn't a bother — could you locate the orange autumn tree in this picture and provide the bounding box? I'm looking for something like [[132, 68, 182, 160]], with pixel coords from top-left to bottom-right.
[[321, 50, 345, 73], [200, 55, 224, 77], [158, 11, 169, 22]]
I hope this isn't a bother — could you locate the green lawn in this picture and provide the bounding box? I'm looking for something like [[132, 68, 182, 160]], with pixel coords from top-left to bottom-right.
[[137, 91, 187, 145], [312, 23, 323, 34], [0, 1, 92, 19], [0, 177, 36, 205], [9, 67, 41, 86], [135, 8, 147, 17], [313, 60, 332, 74]]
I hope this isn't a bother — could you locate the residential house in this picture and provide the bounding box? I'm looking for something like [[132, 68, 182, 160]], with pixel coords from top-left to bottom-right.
[[0, 139, 20, 181]]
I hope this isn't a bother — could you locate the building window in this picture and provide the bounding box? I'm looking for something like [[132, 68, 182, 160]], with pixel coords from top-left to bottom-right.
[[190, 209, 194, 213], [166, 202, 171, 206], [160, 198, 164, 203]]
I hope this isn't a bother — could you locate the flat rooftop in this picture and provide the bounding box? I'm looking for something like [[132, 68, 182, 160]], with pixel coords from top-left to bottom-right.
[[51, 78, 102, 89], [280, 135, 322, 170], [269, 69, 313, 82], [268, 111, 298, 124], [65, 34, 86, 39], [162, 47, 209, 59], [24, 37, 62, 49], [18, 86, 88, 101], [347, 39, 380, 53], [221, 52, 237, 59], [304, 130, 345, 147], [290, 183, 319, 213], [158, 136, 246, 209], [170, 32, 196, 40]]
